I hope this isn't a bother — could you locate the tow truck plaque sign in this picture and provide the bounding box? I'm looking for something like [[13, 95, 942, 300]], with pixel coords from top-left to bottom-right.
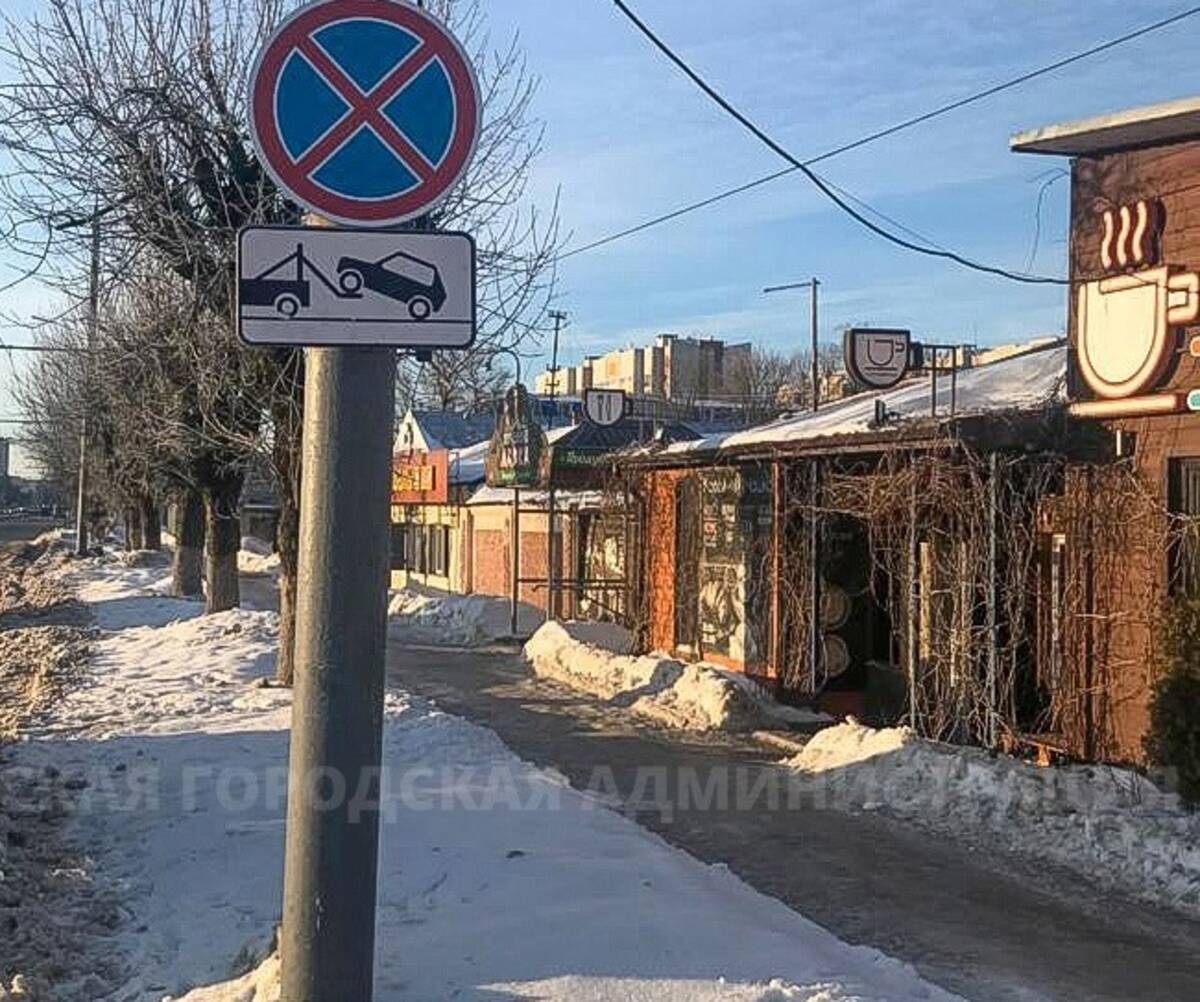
[[237, 225, 475, 348]]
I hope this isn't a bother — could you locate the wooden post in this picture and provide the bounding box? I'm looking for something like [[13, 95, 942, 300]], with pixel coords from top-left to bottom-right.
[[771, 460, 782, 675], [907, 464, 920, 728], [808, 458, 822, 693], [986, 451, 1000, 748]]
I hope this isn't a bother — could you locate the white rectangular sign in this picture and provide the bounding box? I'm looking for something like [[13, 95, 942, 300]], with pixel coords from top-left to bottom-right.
[[237, 226, 475, 348]]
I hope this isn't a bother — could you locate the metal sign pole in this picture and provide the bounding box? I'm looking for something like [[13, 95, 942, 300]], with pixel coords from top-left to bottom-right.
[[281, 339, 395, 1001], [246, 6, 482, 992]]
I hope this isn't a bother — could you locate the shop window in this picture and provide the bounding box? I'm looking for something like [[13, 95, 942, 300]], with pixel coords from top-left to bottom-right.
[[427, 525, 450, 577], [389, 524, 408, 571], [1168, 458, 1200, 596]]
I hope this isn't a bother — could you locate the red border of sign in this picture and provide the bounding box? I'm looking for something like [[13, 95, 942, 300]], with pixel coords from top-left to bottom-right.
[[249, 0, 481, 226]]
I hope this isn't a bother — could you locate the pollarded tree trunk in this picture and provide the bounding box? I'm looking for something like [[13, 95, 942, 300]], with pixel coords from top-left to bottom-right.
[[140, 493, 162, 551], [275, 496, 300, 685], [172, 487, 205, 597], [271, 351, 305, 685], [126, 505, 143, 551], [204, 470, 244, 614]]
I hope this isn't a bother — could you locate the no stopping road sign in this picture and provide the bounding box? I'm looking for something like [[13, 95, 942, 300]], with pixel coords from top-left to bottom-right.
[[249, 0, 481, 226]]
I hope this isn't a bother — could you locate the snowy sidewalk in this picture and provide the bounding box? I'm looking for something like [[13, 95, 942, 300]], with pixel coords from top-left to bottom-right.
[[1, 548, 961, 1002], [387, 635, 1200, 1002]]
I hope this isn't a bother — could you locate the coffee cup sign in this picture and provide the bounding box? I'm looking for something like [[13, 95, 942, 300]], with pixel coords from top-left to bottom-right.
[[843, 328, 912, 390], [1075, 200, 1200, 405]]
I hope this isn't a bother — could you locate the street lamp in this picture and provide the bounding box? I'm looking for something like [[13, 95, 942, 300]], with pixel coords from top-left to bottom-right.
[[764, 277, 820, 412]]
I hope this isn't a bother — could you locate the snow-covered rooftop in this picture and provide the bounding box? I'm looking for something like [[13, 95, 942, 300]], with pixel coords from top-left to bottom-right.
[[649, 341, 1067, 461], [467, 485, 606, 510], [447, 438, 490, 485]]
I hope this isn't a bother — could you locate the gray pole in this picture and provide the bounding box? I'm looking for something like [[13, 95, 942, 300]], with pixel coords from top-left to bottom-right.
[[75, 213, 100, 556], [930, 346, 939, 417], [810, 277, 820, 413], [545, 310, 566, 620], [511, 485, 521, 635], [950, 347, 959, 416], [494, 347, 524, 638], [763, 279, 820, 411], [280, 340, 395, 1000]]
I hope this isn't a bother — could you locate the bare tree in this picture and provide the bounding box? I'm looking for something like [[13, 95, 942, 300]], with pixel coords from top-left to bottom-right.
[[726, 346, 796, 424], [1, 0, 560, 680], [398, 349, 513, 413]]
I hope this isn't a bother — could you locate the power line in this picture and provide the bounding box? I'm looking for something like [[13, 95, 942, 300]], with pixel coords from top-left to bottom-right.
[[607, 0, 1076, 285], [564, 3, 1200, 265]]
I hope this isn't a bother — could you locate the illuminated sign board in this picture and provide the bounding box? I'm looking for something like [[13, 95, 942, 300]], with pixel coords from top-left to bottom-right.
[[391, 449, 450, 505], [1071, 199, 1200, 418]]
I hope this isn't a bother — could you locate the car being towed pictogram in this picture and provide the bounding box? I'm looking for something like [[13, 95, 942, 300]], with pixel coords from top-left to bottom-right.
[[336, 250, 448, 320]]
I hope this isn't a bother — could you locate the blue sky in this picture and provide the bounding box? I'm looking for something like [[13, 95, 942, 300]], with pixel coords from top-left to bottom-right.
[[3, 0, 1199, 473]]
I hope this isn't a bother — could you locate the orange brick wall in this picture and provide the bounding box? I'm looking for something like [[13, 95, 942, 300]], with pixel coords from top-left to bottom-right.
[[645, 470, 686, 653]]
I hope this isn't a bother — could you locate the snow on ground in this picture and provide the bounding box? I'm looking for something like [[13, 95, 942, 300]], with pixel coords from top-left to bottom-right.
[[525, 621, 827, 732], [386, 586, 532, 645], [237, 537, 281, 577], [787, 718, 1200, 920], [3, 552, 960, 1002]]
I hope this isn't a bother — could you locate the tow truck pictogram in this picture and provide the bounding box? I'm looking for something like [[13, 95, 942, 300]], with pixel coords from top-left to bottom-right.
[[239, 243, 362, 318]]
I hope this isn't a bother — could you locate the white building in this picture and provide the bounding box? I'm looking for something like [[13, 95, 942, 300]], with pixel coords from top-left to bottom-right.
[[536, 335, 751, 402]]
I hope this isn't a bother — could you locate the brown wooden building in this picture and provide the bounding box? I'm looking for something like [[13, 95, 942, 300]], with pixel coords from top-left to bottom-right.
[[630, 345, 1070, 735], [1014, 96, 1200, 762]]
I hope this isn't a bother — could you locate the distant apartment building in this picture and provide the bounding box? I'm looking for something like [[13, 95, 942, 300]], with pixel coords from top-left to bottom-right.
[[535, 335, 751, 403]]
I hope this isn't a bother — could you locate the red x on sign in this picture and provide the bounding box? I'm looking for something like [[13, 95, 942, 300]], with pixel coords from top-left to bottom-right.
[[249, 0, 481, 226]]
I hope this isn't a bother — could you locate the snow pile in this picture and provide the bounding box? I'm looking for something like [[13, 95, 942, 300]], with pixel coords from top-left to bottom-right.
[[0, 625, 90, 740], [3, 548, 959, 1002], [167, 953, 281, 1002], [525, 621, 826, 732], [524, 620, 676, 699], [788, 718, 1200, 918], [387, 587, 516, 645], [238, 536, 281, 576]]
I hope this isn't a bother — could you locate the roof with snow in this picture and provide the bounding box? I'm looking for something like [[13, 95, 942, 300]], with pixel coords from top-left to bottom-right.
[[635, 341, 1067, 465], [466, 486, 606, 510], [446, 438, 490, 486]]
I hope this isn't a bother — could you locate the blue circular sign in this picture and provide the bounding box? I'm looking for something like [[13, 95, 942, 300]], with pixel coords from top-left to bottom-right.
[[250, 0, 481, 226]]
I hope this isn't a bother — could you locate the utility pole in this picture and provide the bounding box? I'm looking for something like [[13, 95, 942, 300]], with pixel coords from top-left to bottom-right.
[[49, 203, 108, 555], [280, 216, 396, 1001], [545, 309, 567, 620], [75, 212, 101, 555], [763, 277, 820, 411]]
